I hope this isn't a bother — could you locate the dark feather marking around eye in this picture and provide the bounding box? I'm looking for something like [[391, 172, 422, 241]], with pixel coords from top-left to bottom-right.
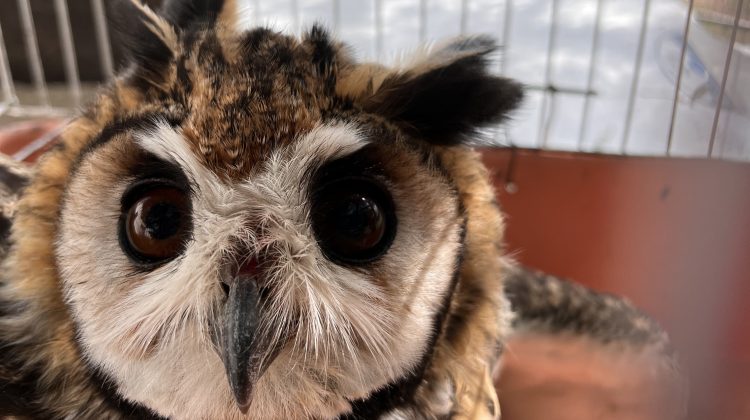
[[127, 154, 193, 198], [69, 113, 184, 180], [309, 144, 388, 190], [353, 119, 449, 178], [73, 117, 157, 173]]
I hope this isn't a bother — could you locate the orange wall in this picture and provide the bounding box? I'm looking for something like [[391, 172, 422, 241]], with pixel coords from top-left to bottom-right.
[[481, 148, 750, 420]]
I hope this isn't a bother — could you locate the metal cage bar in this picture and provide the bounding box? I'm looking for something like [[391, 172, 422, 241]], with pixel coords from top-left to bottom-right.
[[460, 0, 469, 35], [332, 0, 340, 32], [0, 21, 17, 107], [708, 0, 745, 158], [500, 0, 513, 76], [419, 0, 428, 44], [291, 0, 300, 35], [666, 0, 695, 155], [538, 0, 560, 148], [577, 0, 605, 151], [253, 0, 261, 26], [11, 120, 68, 161], [374, 0, 383, 60], [54, 0, 81, 107], [91, 0, 114, 78], [621, 0, 652, 154], [495, 0, 514, 147], [17, 0, 49, 106]]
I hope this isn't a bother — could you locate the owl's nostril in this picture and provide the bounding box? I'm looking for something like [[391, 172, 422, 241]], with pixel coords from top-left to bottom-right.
[[221, 256, 260, 297], [238, 256, 259, 277]]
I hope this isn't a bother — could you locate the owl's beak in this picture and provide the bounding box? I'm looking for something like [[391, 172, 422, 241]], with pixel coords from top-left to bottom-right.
[[220, 270, 262, 413]]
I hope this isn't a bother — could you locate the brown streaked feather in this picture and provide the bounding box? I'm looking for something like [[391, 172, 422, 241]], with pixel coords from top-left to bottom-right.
[[505, 265, 675, 349], [0, 155, 31, 260], [503, 265, 684, 376], [501, 265, 688, 417]]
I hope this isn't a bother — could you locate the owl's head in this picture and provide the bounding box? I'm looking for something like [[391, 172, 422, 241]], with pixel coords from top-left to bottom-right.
[[37, 0, 522, 417]]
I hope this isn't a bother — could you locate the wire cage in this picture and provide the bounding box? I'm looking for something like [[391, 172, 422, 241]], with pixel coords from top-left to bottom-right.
[[0, 0, 748, 161]]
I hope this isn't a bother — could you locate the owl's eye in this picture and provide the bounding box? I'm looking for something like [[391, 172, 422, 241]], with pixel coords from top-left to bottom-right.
[[120, 183, 191, 264], [311, 178, 396, 264]]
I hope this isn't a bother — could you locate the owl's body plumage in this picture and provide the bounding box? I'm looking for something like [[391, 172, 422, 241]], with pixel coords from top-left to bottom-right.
[[0, 1, 679, 419]]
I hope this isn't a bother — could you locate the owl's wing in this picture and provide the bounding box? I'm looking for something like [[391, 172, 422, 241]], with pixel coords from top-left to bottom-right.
[[504, 265, 673, 348], [501, 265, 687, 417], [0, 154, 31, 260]]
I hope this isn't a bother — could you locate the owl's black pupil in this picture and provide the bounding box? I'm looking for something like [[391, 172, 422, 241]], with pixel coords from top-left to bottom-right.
[[330, 194, 384, 248], [144, 202, 183, 239], [312, 178, 396, 264], [121, 185, 190, 264]]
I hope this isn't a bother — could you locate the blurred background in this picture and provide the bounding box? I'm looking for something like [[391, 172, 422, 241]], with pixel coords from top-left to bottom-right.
[[0, 0, 748, 419]]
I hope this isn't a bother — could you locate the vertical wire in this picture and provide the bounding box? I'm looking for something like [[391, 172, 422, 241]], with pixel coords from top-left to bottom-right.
[[718, 44, 741, 158], [54, 0, 81, 107], [374, 0, 383, 60], [621, 0, 651, 154], [91, 0, 114, 79], [17, 0, 49, 106], [707, 0, 743, 159], [666, 0, 695, 155], [500, 0, 513, 75], [538, 0, 560, 148], [419, 0, 428, 44], [460, 0, 469, 35], [291, 0, 300, 35], [253, 0, 261, 26], [332, 0, 341, 32], [0, 21, 17, 105], [498, 0, 514, 146], [577, 0, 605, 151]]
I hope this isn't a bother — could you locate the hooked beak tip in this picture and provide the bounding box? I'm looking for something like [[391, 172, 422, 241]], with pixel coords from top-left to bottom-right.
[[226, 367, 254, 414], [235, 392, 252, 414]]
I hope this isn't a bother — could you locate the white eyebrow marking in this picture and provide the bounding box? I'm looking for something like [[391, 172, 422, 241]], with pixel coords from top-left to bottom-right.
[[134, 120, 225, 192]]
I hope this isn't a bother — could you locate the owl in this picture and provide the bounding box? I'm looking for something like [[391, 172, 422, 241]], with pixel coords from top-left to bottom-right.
[[0, 0, 681, 419]]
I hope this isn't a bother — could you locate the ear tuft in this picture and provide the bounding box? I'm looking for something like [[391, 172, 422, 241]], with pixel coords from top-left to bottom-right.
[[304, 24, 339, 90], [349, 36, 524, 145], [160, 0, 226, 31], [111, 0, 178, 87]]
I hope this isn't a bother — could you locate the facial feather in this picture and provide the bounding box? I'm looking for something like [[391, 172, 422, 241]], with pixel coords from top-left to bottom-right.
[[56, 120, 464, 418]]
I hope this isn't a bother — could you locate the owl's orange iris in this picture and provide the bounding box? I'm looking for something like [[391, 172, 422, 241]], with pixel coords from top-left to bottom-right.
[[124, 187, 190, 262]]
